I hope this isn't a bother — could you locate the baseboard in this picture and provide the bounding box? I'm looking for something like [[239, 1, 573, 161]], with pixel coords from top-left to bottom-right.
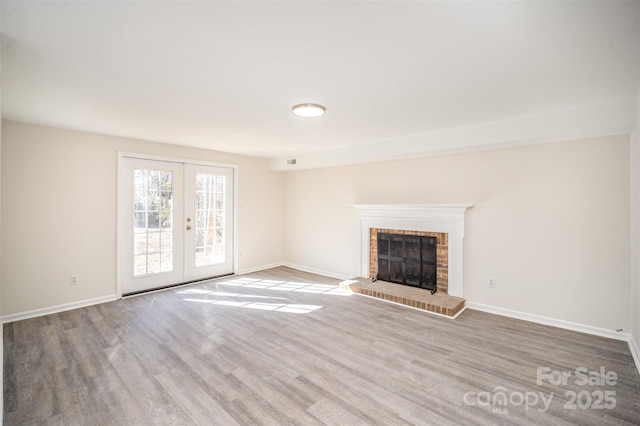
[[1, 294, 118, 324], [237, 262, 286, 275], [0, 263, 342, 324], [629, 336, 640, 376], [466, 301, 631, 342], [281, 262, 352, 281], [1, 325, 3, 421]]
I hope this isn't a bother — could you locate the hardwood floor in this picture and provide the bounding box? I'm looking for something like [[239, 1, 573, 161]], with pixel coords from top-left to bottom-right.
[[4, 267, 640, 425]]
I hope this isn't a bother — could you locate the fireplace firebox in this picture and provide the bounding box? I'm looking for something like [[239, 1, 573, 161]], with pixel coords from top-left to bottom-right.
[[375, 233, 437, 294]]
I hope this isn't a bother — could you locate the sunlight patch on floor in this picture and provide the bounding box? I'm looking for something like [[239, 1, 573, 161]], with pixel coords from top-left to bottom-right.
[[176, 277, 349, 314], [181, 297, 322, 314], [177, 288, 288, 301], [214, 277, 352, 296]]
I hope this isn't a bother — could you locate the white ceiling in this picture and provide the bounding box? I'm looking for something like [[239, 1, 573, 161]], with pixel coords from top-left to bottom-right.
[[2, 1, 639, 168]]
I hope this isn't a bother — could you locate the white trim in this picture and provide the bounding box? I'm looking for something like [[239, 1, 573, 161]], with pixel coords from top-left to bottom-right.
[[116, 153, 127, 297], [237, 262, 286, 275], [466, 301, 631, 342], [352, 204, 472, 298], [629, 336, 640, 376], [118, 151, 239, 169], [352, 204, 473, 219], [281, 262, 352, 281], [233, 166, 240, 276], [239, 262, 352, 281], [0, 323, 3, 423], [1, 294, 118, 324]]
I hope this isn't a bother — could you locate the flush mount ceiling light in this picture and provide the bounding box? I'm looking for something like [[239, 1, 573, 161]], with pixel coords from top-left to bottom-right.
[[291, 103, 326, 118]]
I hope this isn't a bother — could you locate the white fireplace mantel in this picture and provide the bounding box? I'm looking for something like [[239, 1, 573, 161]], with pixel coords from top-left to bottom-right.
[[352, 204, 472, 298]]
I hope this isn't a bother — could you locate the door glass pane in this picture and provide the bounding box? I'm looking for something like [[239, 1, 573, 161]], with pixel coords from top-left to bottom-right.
[[194, 173, 226, 267], [133, 168, 174, 276]]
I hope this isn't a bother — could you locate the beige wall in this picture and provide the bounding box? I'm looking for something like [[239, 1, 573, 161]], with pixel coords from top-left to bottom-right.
[[1, 120, 284, 315], [284, 135, 631, 332], [1, 120, 634, 335]]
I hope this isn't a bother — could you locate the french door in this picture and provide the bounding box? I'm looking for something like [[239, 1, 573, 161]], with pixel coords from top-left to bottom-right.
[[119, 157, 234, 295]]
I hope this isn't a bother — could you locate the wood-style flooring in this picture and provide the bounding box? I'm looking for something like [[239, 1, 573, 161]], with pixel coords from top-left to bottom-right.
[[4, 267, 640, 425]]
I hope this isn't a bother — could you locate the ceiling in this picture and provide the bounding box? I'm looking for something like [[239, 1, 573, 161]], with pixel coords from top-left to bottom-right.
[[2, 1, 639, 169]]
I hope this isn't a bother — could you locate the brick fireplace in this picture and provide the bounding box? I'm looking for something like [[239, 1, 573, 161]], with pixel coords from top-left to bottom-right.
[[370, 228, 449, 294], [351, 204, 471, 299]]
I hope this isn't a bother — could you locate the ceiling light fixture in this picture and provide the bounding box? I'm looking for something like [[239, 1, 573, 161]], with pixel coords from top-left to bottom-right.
[[291, 103, 326, 118]]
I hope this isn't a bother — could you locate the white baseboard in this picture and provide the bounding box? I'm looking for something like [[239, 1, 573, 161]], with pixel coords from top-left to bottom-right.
[[629, 336, 640, 376], [281, 262, 352, 281], [1, 326, 3, 421], [1, 294, 118, 324], [237, 262, 285, 275], [238, 262, 351, 281], [466, 301, 631, 342], [0, 263, 341, 324]]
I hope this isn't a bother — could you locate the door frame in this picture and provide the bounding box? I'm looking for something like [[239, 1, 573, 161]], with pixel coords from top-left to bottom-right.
[[116, 151, 239, 298]]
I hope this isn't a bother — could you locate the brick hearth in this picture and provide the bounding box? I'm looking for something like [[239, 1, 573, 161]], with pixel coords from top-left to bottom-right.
[[340, 278, 465, 318]]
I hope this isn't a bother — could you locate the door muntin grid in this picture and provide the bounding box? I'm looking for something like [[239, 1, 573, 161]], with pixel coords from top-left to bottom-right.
[[194, 173, 226, 267], [133, 168, 174, 276]]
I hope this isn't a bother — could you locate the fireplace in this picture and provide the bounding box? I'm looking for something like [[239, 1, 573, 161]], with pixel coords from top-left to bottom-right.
[[376, 232, 438, 293], [352, 204, 472, 298], [370, 228, 448, 293]]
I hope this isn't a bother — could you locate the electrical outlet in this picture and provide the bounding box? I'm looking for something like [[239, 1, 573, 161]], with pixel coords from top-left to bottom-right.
[[70, 274, 79, 286], [488, 277, 495, 288]]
